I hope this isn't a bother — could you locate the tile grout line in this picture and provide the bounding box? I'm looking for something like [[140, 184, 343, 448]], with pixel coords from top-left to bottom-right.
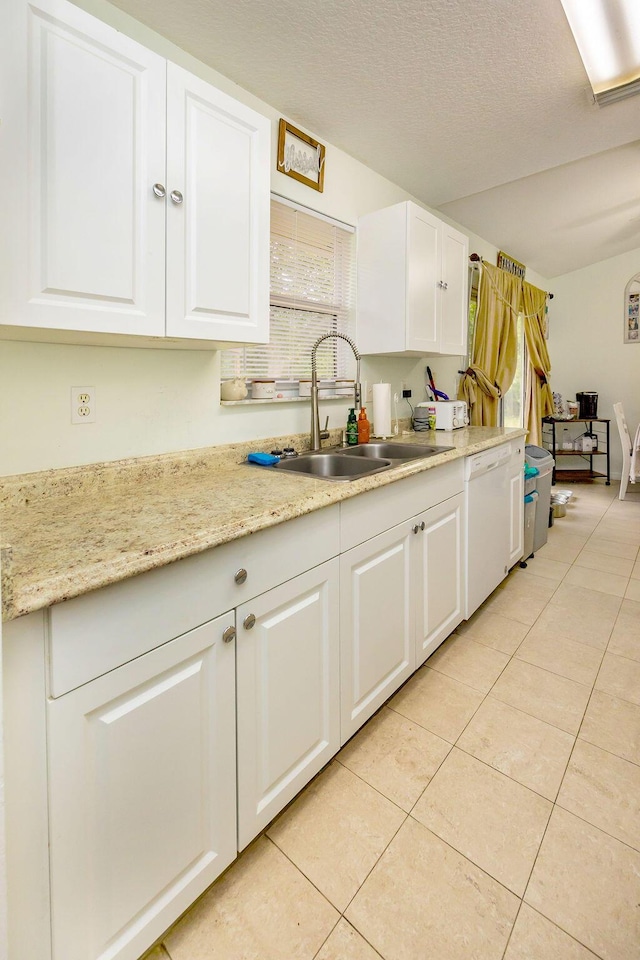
[[517, 490, 636, 955]]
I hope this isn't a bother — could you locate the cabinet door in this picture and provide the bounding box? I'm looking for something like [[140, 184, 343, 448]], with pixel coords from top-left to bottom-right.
[[415, 493, 464, 666], [47, 613, 236, 960], [236, 560, 340, 849], [340, 522, 415, 743], [406, 206, 440, 353], [439, 222, 469, 355], [509, 448, 525, 567], [0, 0, 166, 336], [165, 63, 270, 343]]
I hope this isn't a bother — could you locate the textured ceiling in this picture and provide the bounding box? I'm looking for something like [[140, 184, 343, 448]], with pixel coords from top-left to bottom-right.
[[110, 0, 640, 278]]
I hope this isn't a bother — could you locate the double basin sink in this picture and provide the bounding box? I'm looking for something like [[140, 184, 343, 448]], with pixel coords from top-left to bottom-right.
[[273, 442, 452, 481]]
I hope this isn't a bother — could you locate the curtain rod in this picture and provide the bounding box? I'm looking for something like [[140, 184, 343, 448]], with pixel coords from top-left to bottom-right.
[[469, 253, 554, 299]]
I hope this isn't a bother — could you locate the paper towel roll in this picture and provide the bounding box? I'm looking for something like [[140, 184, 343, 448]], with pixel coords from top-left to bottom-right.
[[372, 383, 391, 438]]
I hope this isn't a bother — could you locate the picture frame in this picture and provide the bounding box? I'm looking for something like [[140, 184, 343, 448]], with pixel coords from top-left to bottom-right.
[[497, 250, 526, 279], [277, 119, 326, 192], [624, 271, 640, 343]]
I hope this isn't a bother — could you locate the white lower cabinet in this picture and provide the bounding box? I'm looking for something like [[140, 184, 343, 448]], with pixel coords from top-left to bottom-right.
[[340, 492, 465, 743], [236, 559, 340, 849], [47, 612, 237, 960], [340, 522, 415, 743], [415, 493, 464, 667]]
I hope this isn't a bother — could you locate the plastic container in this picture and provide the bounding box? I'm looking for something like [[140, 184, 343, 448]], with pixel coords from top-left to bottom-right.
[[524, 463, 539, 496], [525, 445, 555, 553]]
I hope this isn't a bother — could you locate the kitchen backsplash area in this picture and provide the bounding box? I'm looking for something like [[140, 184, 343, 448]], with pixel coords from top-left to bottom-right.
[[0, 338, 463, 477]]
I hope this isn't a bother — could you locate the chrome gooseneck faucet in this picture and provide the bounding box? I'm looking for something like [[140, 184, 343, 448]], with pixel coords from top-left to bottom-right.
[[310, 332, 362, 451]]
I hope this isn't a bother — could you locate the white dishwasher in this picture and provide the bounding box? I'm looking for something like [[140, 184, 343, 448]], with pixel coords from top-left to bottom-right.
[[464, 444, 512, 618]]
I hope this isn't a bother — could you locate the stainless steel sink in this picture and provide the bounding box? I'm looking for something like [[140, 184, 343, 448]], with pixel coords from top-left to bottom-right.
[[269, 442, 453, 481], [340, 442, 446, 460], [274, 452, 391, 481]]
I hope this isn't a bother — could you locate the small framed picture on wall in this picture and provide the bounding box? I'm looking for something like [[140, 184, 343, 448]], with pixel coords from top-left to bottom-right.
[[624, 272, 640, 343], [277, 119, 326, 192]]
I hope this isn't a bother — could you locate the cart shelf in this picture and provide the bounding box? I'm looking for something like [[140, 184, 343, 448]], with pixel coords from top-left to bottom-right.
[[541, 417, 611, 485]]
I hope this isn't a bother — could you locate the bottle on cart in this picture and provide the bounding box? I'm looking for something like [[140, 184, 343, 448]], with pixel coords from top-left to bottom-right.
[[562, 428, 573, 450]]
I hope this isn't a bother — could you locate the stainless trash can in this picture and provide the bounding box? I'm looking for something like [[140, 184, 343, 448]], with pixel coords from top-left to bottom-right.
[[525, 445, 555, 553]]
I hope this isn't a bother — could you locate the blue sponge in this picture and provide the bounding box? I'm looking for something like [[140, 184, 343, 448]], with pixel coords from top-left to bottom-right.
[[247, 452, 280, 466]]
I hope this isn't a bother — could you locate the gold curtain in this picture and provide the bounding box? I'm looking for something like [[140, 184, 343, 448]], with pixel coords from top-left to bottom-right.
[[522, 280, 553, 445], [458, 262, 521, 426]]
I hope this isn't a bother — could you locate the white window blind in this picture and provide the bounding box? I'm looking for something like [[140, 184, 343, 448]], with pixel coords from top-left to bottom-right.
[[221, 198, 356, 381]]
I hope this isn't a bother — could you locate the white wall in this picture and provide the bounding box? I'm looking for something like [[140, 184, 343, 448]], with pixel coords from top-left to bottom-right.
[[550, 246, 640, 482], [0, 0, 550, 476]]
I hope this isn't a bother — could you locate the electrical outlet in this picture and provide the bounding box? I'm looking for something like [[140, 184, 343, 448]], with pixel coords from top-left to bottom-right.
[[71, 386, 96, 424], [402, 388, 412, 399]]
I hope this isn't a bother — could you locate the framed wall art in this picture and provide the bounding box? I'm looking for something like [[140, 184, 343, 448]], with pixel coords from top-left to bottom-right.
[[624, 271, 640, 343], [277, 119, 326, 192]]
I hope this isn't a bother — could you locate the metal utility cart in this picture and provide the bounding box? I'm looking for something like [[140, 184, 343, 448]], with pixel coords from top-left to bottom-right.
[[542, 417, 611, 485]]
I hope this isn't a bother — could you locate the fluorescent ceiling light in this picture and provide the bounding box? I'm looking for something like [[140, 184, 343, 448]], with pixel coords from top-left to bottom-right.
[[561, 0, 640, 103]]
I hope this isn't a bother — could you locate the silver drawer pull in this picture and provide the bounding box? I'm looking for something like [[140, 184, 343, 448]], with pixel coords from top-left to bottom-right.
[[420, 521, 426, 531], [222, 626, 236, 644], [170, 189, 184, 204], [243, 613, 256, 630], [152, 183, 166, 198], [413, 524, 420, 534], [234, 568, 248, 585]]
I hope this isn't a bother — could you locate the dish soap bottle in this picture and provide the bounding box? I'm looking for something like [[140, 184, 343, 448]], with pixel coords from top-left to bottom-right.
[[357, 407, 370, 444], [346, 408, 358, 446]]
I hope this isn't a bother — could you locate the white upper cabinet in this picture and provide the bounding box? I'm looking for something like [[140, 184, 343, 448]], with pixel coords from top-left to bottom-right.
[[357, 201, 469, 357], [0, 0, 270, 346], [0, 0, 167, 337], [166, 64, 269, 343]]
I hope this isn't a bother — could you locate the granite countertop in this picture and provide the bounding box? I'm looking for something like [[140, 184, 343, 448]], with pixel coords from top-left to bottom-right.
[[0, 426, 525, 621]]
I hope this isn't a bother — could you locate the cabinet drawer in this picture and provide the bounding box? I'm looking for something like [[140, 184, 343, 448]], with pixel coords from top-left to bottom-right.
[[340, 460, 463, 552], [49, 505, 339, 697]]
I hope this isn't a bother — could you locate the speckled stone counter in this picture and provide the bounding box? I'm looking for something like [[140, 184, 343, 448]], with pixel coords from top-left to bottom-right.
[[0, 427, 525, 621]]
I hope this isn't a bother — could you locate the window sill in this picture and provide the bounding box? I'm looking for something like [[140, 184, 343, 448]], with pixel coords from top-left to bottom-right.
[[220, 395, 350, 407]]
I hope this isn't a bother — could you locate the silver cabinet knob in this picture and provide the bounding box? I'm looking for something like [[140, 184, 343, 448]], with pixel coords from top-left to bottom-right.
[[413, 524, 420, 534], [152, 183, 166, 198], [438, 280, 448, 290], [420, 521, 426, 531], [243, 613, 256, 630], [234, 568, 248, 585], [222, 625, 236, 644], [170, 189, 184, 204]]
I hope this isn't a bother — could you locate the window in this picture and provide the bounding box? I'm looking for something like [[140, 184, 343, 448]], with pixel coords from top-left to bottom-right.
[[502, 312, 526, 428], [221, 198, 356, 382]]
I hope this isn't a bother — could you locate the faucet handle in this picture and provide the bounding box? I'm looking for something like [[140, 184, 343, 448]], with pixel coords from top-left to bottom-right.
[[320, 415, 330, 440]]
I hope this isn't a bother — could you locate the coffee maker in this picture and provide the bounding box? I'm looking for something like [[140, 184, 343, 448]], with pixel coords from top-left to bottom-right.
[[576, 391, 598, 419]]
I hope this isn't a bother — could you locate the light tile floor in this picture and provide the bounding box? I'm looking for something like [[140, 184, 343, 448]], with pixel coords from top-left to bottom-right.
[[146, 482, 640, 960]]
